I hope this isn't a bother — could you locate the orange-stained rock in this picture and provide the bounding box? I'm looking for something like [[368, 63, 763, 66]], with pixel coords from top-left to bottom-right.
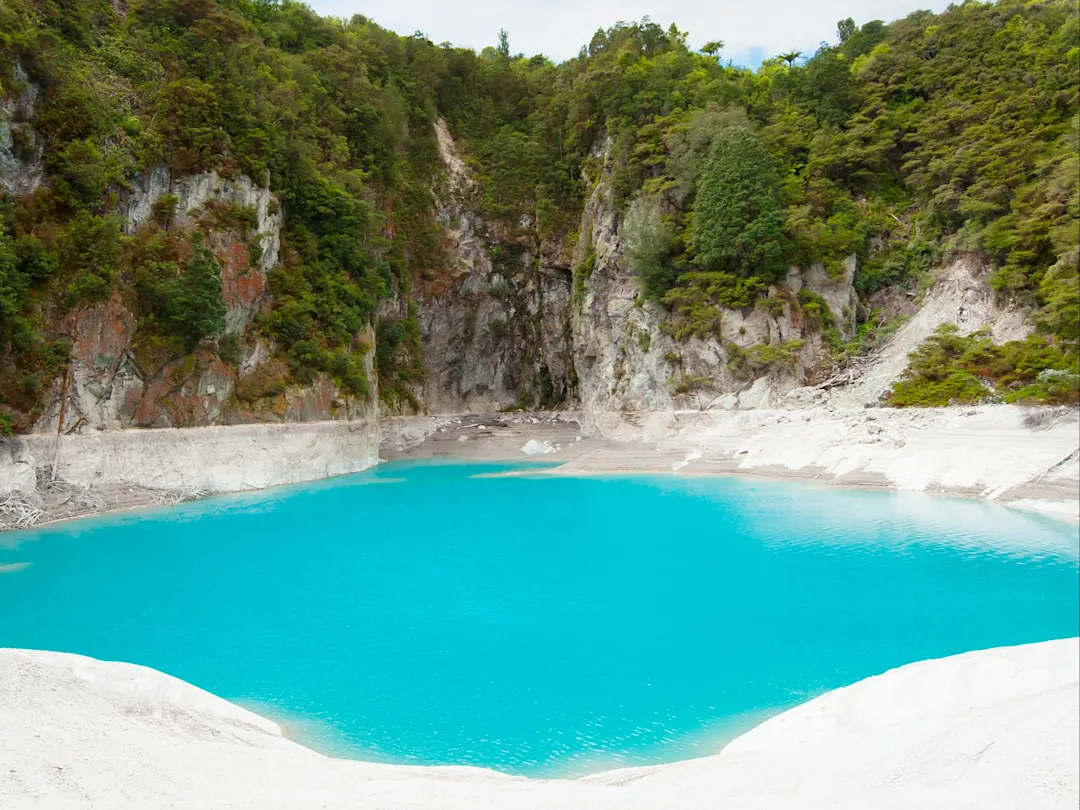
[[21, 167, 372, 435], [130, 350, 235, 428], [214, 236, 267, 334], [69, 292, 136, 370]]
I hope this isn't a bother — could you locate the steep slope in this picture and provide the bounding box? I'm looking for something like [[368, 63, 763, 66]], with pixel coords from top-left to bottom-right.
[[826, 256, 1031, 408], [571, 143, 861, 416], [0, 0, 1076, 436], [411, 120, 576, 413]]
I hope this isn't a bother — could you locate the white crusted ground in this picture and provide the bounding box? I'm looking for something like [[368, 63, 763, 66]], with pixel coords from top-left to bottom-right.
[[386, 406, 1080, 519], [595, 406, 1080, 505], [2, 419, 380, 498], [2, 639, 1076, 809]]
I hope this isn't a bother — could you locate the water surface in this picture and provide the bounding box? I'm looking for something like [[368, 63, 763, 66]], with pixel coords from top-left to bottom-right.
[[1, 461, 1077, 776]]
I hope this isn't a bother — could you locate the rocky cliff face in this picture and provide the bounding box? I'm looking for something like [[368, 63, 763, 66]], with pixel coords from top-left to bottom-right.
[[0, 64, 43, 198], [540, 142, 858, 426], [30, 169, 373, 435], [7, 121, 1031, 437], [414, 126, 865, 422], [122, 167, 281, 334], [411, 121, 576, 413], [412, 126, 1030, 425], [33, 125, 862, 431]]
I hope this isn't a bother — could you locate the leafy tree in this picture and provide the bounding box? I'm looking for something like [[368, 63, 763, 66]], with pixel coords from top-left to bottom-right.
[[691, 127, 790, 281], [133, 234, 226, 350], [665, 106, 752, 202], [625, 202, 677, 300], [174, 237, 227, 349], [1037, 250, 1080, 350]]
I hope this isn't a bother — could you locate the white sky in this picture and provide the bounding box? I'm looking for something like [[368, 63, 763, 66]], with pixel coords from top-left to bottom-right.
[[308, 0, 953, 67]]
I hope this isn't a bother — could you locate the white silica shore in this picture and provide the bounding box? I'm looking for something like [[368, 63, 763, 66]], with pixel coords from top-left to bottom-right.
[[1, 639, 1076, 809]]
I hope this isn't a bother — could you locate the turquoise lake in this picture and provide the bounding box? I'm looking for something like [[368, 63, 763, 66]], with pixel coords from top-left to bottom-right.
[[1, 461, 1078, 776]]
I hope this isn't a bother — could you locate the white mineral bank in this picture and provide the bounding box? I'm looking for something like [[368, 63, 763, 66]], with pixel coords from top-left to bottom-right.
[[2, 638, 1076, 809]]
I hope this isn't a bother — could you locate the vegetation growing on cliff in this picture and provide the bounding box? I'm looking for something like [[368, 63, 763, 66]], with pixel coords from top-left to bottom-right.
[[887, 324, 1079, 407], [0, 0, 1077, 427], [134, 235, 227, 351], [0, 0, 445, 421], [437, 1, 1077, 398]]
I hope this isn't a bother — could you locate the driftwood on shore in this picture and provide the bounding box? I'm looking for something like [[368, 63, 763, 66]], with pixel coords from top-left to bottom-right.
[[0, 491, 45, 530], [0, 475, 210, 532]]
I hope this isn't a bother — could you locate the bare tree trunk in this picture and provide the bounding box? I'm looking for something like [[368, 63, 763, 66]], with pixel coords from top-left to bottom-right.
[[51, 362, 72, 483]]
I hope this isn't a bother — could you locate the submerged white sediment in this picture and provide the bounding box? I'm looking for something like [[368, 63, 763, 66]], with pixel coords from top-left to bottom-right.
[[1, 639, 1076, 809]]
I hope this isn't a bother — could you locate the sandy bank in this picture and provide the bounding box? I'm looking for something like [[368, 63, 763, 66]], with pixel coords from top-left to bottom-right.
[[1, 638, 1076, 809]]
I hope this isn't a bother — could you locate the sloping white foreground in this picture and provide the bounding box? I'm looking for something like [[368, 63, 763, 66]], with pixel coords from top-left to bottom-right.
[[1, 639, 1077, 809]]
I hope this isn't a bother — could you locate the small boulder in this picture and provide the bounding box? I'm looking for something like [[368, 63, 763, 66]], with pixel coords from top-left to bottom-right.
[[521, 439, 556, 456]]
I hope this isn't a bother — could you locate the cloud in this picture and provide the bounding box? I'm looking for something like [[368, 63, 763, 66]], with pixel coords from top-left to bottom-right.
[[309, 0, 952, 65]]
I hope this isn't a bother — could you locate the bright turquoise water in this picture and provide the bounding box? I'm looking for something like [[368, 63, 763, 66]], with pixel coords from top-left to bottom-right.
[[1, 461, 1077, 776]]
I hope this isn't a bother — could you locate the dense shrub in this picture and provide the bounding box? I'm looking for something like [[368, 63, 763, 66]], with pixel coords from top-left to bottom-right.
[[375, 310, 424, 412], [134, 234, 226, 350], [691, 127, 790, 282], [60, 213, 124, 307], [624, 203, 677, 301], [888, 325, 1079, 407]]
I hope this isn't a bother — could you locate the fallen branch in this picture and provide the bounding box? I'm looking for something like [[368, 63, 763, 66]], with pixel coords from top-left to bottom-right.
[[0, 492, 46, 530]]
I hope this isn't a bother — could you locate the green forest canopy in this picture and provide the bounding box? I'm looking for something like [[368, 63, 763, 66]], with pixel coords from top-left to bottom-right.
[[0, 0, 1076, 424]]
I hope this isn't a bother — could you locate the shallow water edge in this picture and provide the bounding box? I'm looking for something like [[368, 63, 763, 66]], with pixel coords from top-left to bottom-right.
[[2, 405, 1078, 532]]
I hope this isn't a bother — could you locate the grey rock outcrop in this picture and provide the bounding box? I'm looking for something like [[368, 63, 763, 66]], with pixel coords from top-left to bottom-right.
[[122, 167, 281, 333], [569, 146, 860, 427], [0, 438, 35, 495], [414, 120, 575, 412], [825, 255, 1031, 408], [415, 129, 873, 425], [0, 64, 43, 197]]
